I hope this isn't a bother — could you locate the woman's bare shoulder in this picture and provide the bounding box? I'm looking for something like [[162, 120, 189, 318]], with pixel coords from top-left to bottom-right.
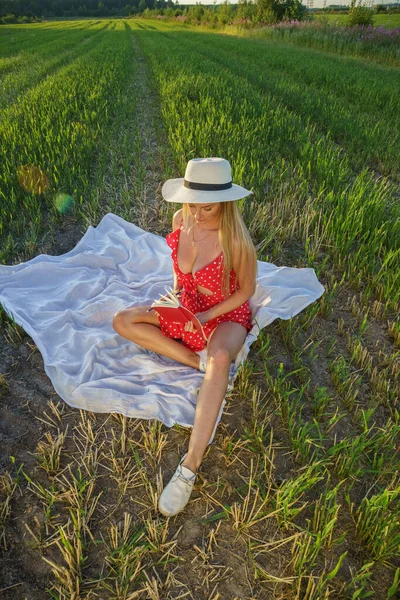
[[172, 208, 183, 231]]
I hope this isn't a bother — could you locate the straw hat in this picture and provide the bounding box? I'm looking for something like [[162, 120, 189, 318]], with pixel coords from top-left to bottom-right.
[[161, 157, 253, 204]]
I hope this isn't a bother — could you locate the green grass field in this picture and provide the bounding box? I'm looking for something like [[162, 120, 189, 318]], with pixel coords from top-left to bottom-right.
[[0, 18, 399, 599], [313, 12, 400, 28]]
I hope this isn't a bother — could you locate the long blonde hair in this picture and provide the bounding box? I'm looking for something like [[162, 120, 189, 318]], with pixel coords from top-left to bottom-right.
[[182, 201, 257, 298]]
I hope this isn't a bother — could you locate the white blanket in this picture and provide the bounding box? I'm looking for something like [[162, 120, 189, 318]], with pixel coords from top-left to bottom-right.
[[0, 213, 325, 443]]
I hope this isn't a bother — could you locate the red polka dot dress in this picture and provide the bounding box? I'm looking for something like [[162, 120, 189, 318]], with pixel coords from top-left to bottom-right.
[[157, 220, 253, 351]]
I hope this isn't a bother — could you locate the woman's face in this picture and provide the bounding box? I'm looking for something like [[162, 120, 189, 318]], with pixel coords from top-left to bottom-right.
[[188, 202, 221, 226]]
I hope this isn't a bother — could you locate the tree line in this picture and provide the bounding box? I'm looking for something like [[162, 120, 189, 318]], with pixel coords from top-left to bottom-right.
[[1, 0, 307, 24]]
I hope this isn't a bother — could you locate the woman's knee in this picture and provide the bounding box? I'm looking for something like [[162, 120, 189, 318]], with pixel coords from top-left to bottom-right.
[[112, 307, 144, 334], [112, 310, 126, 334], [208, 347, 231, 371]]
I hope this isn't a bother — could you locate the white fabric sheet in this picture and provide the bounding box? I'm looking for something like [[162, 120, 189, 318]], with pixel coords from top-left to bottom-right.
[[0, 213, 325, 443]]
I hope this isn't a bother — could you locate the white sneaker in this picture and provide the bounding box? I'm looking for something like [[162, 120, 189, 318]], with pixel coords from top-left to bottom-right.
[[158, 453, 196, 517]]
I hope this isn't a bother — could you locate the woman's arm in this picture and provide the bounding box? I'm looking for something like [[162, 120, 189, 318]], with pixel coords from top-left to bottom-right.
[[173, 269, 182, 294], [199, 242, 257, 322], [172, 208, 183, 293]]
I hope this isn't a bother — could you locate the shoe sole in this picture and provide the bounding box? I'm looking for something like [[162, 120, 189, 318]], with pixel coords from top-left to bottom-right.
[[158, 505, 176, 517]]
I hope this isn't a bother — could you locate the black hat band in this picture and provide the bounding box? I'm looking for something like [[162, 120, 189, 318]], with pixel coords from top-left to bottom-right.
[[184, 179, 232, 191]]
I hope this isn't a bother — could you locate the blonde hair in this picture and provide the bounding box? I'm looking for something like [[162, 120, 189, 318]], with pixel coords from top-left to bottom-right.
[[181, 201, 257, 297]]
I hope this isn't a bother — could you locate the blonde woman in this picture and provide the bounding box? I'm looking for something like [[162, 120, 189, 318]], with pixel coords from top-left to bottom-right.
[[112, 158, 257, 516]]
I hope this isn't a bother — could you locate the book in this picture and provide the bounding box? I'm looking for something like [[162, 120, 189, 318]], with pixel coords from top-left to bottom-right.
[[150, 287, 207, 341]]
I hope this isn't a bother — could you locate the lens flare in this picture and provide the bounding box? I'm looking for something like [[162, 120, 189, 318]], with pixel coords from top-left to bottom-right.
[[17, 164, 49, 194], [54, 193, 74, 214]]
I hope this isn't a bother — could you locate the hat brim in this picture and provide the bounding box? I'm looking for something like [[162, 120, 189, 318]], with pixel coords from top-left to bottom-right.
[[162, 178, 253, 204]]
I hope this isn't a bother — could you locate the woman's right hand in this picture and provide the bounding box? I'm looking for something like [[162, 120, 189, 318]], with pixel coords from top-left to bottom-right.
[[184, 320, 196, 333]]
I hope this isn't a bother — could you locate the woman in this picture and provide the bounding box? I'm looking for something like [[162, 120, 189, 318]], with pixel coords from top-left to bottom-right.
[[112, 157, 257, 517]]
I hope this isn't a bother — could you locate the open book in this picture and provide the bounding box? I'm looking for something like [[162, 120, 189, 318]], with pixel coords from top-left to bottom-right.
[[150, 287, 207, 341]]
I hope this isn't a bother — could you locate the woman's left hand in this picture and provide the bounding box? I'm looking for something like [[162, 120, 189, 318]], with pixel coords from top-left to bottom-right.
[[183, 312, 211, 332]]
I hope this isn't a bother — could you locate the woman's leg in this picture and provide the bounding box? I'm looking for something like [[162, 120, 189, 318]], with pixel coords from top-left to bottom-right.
[[181, 322, 247, 473], [112, 306, 201, 370]]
